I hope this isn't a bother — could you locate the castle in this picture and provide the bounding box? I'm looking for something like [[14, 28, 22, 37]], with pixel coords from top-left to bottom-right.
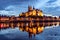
[[19, 6, 43, 17]]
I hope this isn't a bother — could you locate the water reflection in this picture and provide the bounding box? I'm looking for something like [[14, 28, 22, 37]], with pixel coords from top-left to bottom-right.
[[0, 22, 60, 38]]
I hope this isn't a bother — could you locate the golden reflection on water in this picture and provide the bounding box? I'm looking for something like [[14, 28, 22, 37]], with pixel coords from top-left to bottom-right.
[[0, 22, 60, 38]]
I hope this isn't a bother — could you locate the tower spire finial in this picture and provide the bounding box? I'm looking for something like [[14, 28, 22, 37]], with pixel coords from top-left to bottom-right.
[[33, 6, 35, 9]]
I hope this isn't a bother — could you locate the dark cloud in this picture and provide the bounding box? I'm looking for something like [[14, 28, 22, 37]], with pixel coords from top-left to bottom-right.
[[0, 0, 60, 16], [0, 0, 37, 10], [47, 0, 57, 3]]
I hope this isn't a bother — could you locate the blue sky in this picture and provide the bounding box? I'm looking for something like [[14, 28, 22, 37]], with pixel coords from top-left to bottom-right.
[[0, 0, 60, 16]]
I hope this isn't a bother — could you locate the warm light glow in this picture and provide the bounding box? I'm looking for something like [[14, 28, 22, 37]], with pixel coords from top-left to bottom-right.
[[38, 14, 39, 16], [19, 27, 23, 31], [11, 23, 14, 29], [33, 28, 36, 34], [32, 10, 36, 16], [26, 23, 28, 26], [25, 26, 29, 32], [29, 12, 32, 15], [19, 13, 22, 16], [29, 28, 33, 32], [26, 12, 28, 17], [38, 27, 44, 33], [38, 12, 43, 16], [17, 23, 20, 27]]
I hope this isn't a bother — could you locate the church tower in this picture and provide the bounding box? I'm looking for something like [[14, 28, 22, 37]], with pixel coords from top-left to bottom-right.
[[28, 6, 33, 11]]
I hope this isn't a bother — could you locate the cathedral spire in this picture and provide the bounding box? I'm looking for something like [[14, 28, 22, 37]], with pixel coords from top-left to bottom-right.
[[33, 6, 35, 9], [28, 6, 33, 11]]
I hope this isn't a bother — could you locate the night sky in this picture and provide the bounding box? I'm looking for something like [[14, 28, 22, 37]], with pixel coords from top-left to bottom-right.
[[0, 0, 60, 16]]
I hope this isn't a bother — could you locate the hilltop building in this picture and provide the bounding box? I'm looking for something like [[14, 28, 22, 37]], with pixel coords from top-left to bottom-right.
[[19, 6, 43, 17]]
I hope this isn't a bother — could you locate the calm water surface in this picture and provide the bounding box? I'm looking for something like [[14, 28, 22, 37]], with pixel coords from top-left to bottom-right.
[[0, 22, 60, 40]]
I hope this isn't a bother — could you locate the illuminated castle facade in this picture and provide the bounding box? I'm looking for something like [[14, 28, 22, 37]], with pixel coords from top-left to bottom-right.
[[19, 6, 43, 17], [0, 6, 60, 22]]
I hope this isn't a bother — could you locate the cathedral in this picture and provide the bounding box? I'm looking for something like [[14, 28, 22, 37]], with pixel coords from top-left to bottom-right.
[[19, 6, 43, 17]]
